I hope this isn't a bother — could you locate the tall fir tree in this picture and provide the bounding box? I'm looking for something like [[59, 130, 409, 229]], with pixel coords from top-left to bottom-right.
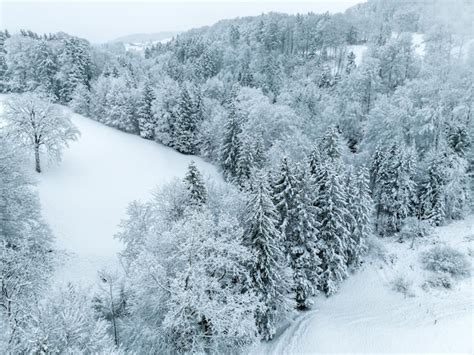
[[290, 169, 322, 309], [175, 86, 198, 154], [321, 126, 343, 161], [345, 51, 356, 75], [373, 142, 417, 235], [315, 163, 350, 296], [220, 99, 241, 180], [346, 167, 372, 267], [418, 152, 447, 226], [137, 82, 156, 140], [183, 161, 207, 206], [244, 172, 293, 340], [272, 157, 298, 242]]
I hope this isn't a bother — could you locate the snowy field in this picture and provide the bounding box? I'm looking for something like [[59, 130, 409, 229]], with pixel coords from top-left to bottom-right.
[[253, 216, 473, 354], [0, 98, 220, 286]]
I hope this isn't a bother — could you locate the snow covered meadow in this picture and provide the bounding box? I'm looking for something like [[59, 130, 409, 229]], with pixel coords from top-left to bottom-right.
[[1, 0, 473, 353], [36, 107, 220, 286]]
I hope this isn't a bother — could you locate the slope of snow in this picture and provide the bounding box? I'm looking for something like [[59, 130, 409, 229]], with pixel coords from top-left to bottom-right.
[[0, 100, 221, 286], [253, 216, 473, 354]]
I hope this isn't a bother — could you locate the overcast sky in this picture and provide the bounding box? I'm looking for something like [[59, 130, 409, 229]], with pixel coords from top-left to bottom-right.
[[1, 1, 363, 43]]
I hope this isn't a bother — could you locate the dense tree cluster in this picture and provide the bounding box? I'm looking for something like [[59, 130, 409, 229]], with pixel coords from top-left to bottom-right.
[[0, 0, 472, 352]]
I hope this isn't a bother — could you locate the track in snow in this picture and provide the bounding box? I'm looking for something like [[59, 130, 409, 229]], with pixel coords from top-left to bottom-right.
[[253, 216, 473, 354]]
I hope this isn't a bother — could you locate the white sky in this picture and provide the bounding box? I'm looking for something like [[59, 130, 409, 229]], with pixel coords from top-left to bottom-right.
[[1, 0, 363, 43]]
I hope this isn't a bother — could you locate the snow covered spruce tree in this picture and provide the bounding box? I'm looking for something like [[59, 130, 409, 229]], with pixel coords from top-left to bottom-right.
[[137, 82, 156, 140], [291, 169, 322, 309], [183, 161, 207, 206], [272, 157, 298, 245], [315, 162, 350, 296], [272, 158, 321, 309], [321, 125, 343, 161], [244, 172, 293, 340], [371, 141, 417, 235], [418, 151, 448, 226], [174, 85, 201, 154], [4, 92, 79, 172], [220, 94, 242, 181], [345, 166, 372, 267]]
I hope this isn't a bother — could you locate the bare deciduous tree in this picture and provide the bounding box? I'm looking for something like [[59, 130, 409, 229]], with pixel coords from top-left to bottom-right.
[[4, 92, 80, 172]]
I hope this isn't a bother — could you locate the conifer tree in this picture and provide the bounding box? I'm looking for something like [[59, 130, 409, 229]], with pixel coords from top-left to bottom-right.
[[244, 172, 293, 340], [183, 161, 207, 206], [137, 82, 156, 140], [70, 83, 91, 116], [272, 157, 298, 244], [220, 100, 241, 180], [33, 40, 58, 97], [315, 163, 350, 295], [229, 25, 240, 48], [321, 126, 343, 161], [346, 167, 372, 267], [291, 169, 322, 309], [175, 86, 197, 154], [345, 51, 356, 75], [308, 144, 323, 177], [373, 143, 417, 235]]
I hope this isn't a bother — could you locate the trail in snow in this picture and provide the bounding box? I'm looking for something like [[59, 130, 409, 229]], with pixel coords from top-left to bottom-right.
[[253, 216, 473, 354], [13, 106, 221, 287]]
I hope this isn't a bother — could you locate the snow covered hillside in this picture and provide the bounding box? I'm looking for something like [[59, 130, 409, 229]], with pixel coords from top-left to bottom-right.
[[0, 99, 220, 286], [253, 216, 473, 354]]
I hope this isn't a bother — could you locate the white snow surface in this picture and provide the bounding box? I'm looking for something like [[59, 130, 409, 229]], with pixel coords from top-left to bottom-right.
[[0, 99, 220, 287], [253, 216, 474, 354]]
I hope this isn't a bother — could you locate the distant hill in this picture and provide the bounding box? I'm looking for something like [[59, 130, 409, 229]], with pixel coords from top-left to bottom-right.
[[111, 31, 179, 44]]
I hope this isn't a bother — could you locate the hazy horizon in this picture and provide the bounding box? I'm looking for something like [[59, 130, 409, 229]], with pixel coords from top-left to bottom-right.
[[1, 1, 363, 43]]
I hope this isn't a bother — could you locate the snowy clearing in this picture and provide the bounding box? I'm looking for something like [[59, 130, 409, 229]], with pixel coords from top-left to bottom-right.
[[1, 99, 220, 287], [253, 216, 473, 354]]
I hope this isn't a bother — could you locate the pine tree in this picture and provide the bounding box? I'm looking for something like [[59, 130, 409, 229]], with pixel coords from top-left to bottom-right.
[[70, 83, 91, 116], [272, 157, 298, 244], [369, 142, 385, 191], [346, 167, 372, 267], [137, 82, 156, 140], [321, 126, 343, 161], [237, 50, 254, 87], [308, 144, 323, 177], [315, 163, 350, 296], [244, 172, 293, 341], [345, 51, 356, 75], [373, 142, 417, 235], [58, 37, 92, 103], [229, 25, 240, 48], [33, 40, 58, 97], [220, 100, 241, 180], [234, 136, 252, 188], [291, 169, 322, 309], [175, 86, 197, 154], [183, 161, 207, 206]]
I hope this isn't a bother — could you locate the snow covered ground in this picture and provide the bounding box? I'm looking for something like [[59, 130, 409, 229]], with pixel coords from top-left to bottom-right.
[[253, 216, 473, 354], [0, 99, 220, 286]]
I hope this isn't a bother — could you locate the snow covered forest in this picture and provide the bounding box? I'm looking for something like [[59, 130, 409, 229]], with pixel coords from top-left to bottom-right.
[[0, 0, 473, 353]]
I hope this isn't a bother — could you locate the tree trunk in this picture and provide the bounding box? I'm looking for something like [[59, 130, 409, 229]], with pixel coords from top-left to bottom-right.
[[34, 143, 41, 173]]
